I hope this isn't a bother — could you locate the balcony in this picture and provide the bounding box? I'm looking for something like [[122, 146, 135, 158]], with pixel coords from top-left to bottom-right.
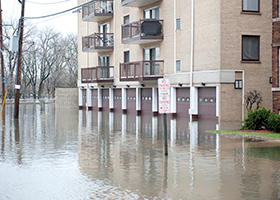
[[81, 66, 114, 84], [122, 19, 163, 44], [82, 33, 114, 52], [121, 0, 161, 7], [119, 60, 164, 81], [82, 0, 113, 22]]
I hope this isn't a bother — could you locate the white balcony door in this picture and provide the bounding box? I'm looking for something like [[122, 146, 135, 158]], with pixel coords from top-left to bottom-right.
[[99, 56, 110, 78], [144, 47, 160, 75], [99, 23, 109, 47], [144, 7, 160, 19]]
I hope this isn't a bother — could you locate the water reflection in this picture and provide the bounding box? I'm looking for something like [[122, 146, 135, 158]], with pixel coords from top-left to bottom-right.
[[0, 105, 280, 199], [78, 110, 280, 199]]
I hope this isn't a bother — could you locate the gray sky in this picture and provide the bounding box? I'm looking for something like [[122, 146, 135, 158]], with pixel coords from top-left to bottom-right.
[[2, 0, 78, 35]]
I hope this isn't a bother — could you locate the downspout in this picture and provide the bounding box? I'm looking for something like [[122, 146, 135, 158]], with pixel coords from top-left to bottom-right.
[[190, 0, 194, 87], [174, 0, 176, 73]]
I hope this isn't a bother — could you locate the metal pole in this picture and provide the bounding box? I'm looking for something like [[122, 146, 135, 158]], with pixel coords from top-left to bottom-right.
[[164, 113, 168, 156], [0, 0, 5, 119], [14, 0, 25, 119]]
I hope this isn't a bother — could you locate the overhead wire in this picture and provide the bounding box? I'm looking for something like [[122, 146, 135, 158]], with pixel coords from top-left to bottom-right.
[[26, 0, 70, 5], [24, 0, 94, 20]]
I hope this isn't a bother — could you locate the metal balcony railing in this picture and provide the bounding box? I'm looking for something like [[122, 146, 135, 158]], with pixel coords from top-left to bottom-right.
[[81, 66, 114, 83], [119, 60, 164, 81], [82, 33, 114, 51], [121, 19, 163, 43], [82, 0, 113, 18]]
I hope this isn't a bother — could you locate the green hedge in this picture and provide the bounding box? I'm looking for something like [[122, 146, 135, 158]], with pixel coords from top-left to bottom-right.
[[241, 107, 280, 133]]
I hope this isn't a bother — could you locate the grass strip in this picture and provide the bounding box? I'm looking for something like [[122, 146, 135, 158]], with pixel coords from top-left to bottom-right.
[[206, 130, 280, 140]]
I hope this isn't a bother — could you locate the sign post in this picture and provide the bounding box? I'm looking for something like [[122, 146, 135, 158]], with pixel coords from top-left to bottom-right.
[[158, 78, 171, 156]]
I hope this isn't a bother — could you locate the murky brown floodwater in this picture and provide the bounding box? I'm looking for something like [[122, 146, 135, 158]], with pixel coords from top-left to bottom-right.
[[0, 104, 280, 200]]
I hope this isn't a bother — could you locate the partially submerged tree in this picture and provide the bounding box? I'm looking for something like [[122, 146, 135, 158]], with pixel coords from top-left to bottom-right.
[[244, 90, 262, 111], [1, 20, 78, 99]]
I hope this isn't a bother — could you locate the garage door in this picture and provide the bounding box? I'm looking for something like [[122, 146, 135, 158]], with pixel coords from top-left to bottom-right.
[[141, 88, 152, 114], [102, 89, 109, 111], [198, 87, 216, 119], [176, 88, 190, 118], [91, 89, 98, 111], [127, 88, 136, 114], [114, 89, 122, 112]]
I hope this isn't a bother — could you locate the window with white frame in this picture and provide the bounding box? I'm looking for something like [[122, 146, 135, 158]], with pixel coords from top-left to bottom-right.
[[144, 7, 160, 19], [176, 60, 181, 72], [242, 0, 259, 12], [176, 18, 181, 30]]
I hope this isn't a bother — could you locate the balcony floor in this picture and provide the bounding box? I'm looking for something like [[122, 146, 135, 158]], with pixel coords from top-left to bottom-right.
[[121, 0, 161, 7], [122, 35, 163, 44], [82, 13, 113, 22]]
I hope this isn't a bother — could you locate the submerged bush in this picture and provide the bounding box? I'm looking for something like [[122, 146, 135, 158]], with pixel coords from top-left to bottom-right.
[[268, 113, 280, 133], [241, 107, 270, 130]]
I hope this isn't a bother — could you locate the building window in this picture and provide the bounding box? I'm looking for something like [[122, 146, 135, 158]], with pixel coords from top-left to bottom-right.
[[242, 0, 259, 12], [176, 60, 181, 72], [176, 18, 181, 30], [124, 15, 129, 24], [235, 80, 243, 89], [242, 35, 260, 61], [144, 7, 160, 19], [124, 51, 130, 63]]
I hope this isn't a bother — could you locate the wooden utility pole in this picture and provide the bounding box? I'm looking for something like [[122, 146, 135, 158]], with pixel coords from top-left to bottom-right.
[[14, 0, 25, 119], [0, 0, 5, 119]]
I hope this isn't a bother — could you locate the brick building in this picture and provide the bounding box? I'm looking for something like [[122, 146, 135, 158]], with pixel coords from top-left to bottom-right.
[[273, 0, 280, 114], [77, 0, 272, 124]]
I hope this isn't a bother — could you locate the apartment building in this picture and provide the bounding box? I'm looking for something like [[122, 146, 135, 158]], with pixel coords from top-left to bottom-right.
[[77, 0, 272, 123], [273, 0, 280, 114]]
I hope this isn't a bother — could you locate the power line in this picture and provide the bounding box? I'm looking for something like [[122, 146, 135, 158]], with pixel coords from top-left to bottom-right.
[[26, 0, 70, 5], [24, 0, 94, 20]]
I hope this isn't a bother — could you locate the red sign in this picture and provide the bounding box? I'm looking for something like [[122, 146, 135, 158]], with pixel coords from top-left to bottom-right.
[[158, 78, 171, 114]]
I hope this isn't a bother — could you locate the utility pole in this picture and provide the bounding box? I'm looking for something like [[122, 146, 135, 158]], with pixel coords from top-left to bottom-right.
[[0, 0, 5, 119], [14, 0, 25, 119]]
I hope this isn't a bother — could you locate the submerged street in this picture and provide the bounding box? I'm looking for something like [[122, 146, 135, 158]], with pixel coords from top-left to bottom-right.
[[0, 104, 280, 199]]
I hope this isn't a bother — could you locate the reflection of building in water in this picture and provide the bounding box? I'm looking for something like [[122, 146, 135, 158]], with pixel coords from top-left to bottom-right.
[[78, 110, 280, 199]]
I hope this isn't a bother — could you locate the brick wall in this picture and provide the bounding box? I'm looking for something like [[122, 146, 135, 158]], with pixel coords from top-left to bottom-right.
[[273, 91, 280, 113], [272, 47, 279, 87], [273, 0, 279, 18]]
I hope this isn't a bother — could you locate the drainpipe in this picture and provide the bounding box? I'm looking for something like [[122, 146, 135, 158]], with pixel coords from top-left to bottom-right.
[[190, 0, 194, 87], [174, 0, 176, 73], [189, 0, 195, 120]]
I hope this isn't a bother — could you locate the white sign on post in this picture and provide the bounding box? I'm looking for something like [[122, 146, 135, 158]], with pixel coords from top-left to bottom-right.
[[158, 78, 171, 114]]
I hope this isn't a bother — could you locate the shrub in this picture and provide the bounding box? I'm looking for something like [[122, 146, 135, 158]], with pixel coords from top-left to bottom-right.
[[241, 107, 270, 130], [268, 113, 280, 133]]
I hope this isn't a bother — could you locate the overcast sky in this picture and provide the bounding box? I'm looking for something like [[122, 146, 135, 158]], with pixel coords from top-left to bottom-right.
[[2, 0, 78, 35]]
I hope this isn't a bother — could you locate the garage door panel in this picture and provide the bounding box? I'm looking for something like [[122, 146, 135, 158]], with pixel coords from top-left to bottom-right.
[[127, 88, 136, 114], [141, 88, 152, 114], [198, 87, 216, 119], [114, 89, 122, 112], [176, 88, 190, 117], [91, 89, 98, 111], [102, 89, 109, 111]]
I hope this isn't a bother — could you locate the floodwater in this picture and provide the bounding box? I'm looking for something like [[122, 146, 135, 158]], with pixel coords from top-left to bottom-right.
[[0, 104, 280, 200]]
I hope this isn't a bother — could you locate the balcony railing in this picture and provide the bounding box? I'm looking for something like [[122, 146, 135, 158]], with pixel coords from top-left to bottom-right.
[[121, 0, 161, 7], [122, 19, 163, 44], [82, 0, 113, 22], [82, 33, 114, 52], [119, 60, 164, 81], [81, 66, 114, 83]]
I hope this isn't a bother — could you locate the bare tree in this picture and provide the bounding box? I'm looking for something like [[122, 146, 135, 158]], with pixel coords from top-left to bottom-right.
[[245, 90, 262, 111]]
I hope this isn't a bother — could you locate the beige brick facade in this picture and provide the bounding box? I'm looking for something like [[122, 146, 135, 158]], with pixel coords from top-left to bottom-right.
[[77, 0, 272, 122]]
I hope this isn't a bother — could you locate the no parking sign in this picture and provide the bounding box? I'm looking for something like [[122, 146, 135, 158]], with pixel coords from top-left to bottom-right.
[[158, 78, 171, 114]]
